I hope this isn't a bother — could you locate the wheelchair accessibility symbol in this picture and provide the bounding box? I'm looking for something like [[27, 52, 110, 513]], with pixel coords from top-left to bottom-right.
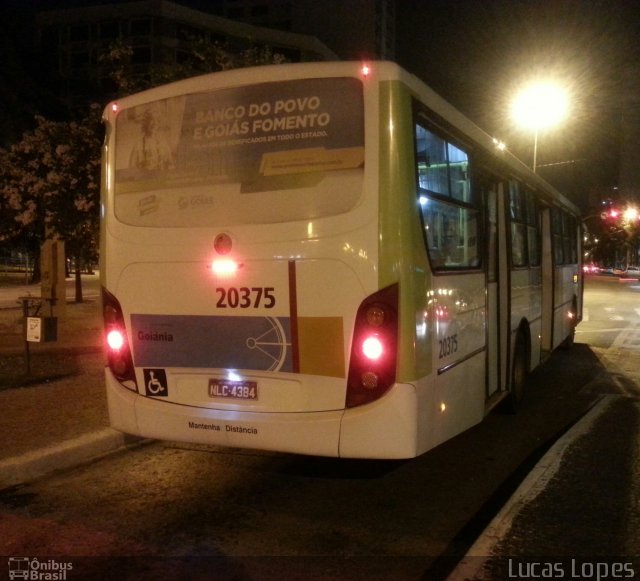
[[143, 368, 168, 396]]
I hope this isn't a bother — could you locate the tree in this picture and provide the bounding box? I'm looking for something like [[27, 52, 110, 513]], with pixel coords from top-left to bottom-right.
[[0, 107, 101, 299], [0, 35, 287, 297], [98, 37, 288, 97]]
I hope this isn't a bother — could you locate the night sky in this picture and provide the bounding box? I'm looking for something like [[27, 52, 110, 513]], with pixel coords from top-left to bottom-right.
[[396, 0, 640, 202], [2, 0, 639, 207]]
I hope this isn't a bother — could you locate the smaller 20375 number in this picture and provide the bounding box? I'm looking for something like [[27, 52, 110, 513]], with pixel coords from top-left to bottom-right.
[[438, 333, 458, 358]]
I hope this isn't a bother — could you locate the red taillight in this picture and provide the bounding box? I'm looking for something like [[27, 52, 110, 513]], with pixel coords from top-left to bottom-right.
[[362, 336, 383, 360], [102, 288, 137, 390], [106, 329, 125, 350], [346, 284, 398, 408]]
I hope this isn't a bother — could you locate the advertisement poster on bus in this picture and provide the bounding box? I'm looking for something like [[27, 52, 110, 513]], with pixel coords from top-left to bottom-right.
[[115, 77, 364, 194]]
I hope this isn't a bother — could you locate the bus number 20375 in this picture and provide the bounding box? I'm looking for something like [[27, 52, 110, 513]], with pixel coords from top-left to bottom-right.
[[438, 333, 458, 359], [216, 287, 276, 309]]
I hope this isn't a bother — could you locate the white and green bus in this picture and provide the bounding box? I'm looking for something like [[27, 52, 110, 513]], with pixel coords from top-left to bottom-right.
[[101, 61, 582, 459]]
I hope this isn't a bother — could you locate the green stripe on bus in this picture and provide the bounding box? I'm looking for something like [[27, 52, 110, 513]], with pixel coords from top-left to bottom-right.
[[379, 81, 433, 382]]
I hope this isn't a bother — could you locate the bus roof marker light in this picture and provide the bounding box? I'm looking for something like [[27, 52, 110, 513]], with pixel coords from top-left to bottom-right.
[[361, 64, 371, 78]]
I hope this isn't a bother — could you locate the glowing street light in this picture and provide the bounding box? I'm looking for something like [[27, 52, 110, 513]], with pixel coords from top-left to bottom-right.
[[623, 206, 639, 222], [511, 81, 569, 173]]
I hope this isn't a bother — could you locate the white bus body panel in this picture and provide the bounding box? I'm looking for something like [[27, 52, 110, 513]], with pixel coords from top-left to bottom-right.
[[553, 266, 578, 347], [419, 272, 487, 452], [339, 383, 419, 458], [116, 255, 367, 413]]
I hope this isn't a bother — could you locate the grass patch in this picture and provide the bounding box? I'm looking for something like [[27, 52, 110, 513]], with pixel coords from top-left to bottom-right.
[[0, 351, 80, 389]]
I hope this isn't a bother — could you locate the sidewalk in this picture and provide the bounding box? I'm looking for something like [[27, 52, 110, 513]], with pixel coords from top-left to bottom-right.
[[0, 278, 136, 489], [449, 394, 640, 578]]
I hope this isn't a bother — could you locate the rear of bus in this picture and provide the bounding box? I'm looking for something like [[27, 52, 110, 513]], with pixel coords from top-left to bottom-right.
[[101, 62, 415, 459]]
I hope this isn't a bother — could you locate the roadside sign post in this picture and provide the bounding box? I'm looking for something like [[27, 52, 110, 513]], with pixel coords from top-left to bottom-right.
[[19, 296, 58, 375]]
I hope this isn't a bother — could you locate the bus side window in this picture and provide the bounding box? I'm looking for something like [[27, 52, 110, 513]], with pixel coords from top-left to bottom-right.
[[415, 120, 479, 272], [421, 196, 480, 270]]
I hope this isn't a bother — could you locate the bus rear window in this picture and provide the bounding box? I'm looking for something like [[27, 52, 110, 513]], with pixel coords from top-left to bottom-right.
[[113, 77, 364, 227]]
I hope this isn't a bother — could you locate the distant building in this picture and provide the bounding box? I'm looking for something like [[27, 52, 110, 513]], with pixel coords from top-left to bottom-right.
[[207, 0, 396, 61], [618, 62, 640, 202], [35, 0, 337, 108]]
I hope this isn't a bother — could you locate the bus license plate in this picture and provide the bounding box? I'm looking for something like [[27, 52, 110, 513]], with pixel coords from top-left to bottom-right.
[[209, 379, 258, 400]]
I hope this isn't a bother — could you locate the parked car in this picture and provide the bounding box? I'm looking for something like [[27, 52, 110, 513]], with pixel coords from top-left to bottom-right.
[[612, 266, 640, 277], [627, 265, 640, 277]]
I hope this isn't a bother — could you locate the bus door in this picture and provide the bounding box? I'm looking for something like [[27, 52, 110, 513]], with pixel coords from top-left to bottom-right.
[[485, 180, 509, 402], [540, 206, 553, 354]]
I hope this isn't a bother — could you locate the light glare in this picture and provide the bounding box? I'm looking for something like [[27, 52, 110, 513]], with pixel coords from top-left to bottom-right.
[[212, 259, 239, 276], [511, 82, 569, 131]]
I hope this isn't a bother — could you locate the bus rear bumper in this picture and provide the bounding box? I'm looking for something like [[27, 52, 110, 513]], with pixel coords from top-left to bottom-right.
[[105, 372, 342, 457], [105, 373, 419, 459], [339, 382, 419, 459]]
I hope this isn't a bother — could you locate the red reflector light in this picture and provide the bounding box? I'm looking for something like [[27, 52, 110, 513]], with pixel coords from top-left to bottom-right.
[[362, 336, 383, 360], [213, 233, 233, 255], [107, 329, 125, 350]]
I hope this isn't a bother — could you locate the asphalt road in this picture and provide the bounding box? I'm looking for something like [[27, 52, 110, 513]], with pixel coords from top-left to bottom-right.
[[0, 275, 637, 580]]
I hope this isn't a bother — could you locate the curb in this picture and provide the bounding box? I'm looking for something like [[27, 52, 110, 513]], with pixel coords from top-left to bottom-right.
[[446, 394, 617, 581], [0, 428, 142, 489]]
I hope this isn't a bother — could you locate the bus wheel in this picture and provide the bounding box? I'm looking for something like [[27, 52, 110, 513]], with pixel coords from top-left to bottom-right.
[[505, 332, 529, 413], [560, 300, 577, 350]]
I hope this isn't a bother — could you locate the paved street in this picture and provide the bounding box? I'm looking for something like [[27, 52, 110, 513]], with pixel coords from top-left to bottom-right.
[[0, 274, 638, 580]]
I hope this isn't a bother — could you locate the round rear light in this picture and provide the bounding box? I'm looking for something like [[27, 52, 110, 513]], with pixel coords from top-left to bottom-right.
[[361, 371, 379, 389], [107, 329, 125, 350], [214, 233, 233, 255], [362, 336, 383, 360], [365, 306, 385, 327]]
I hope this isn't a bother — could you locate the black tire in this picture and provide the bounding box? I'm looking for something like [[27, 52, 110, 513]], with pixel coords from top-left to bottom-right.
[[504, 332, 528, 414]]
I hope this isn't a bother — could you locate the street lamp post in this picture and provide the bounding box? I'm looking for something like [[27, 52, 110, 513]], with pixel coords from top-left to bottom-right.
[[511, 81, 569, 173]]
